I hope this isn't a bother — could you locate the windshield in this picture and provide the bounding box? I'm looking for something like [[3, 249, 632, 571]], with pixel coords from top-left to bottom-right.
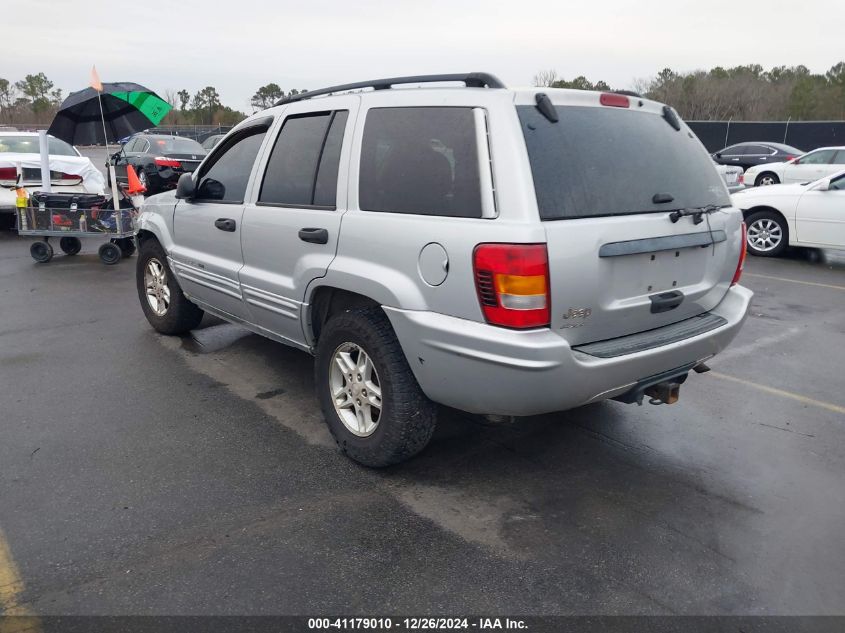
[[517, 105, 730, 220], [151, 137, 205, 154], [0, 135, 78, 156]]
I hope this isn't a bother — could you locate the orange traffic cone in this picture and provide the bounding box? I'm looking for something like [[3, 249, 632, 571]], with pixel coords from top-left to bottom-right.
[[126, 165, 146, 195]]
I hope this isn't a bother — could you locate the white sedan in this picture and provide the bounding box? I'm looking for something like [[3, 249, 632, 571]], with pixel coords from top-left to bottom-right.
[[743, 146, 845, 187], [731, 170, 845, 257], [0, 132, 105, 229]]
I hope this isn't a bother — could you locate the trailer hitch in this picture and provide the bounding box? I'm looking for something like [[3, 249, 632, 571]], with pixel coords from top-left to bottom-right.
[[644, 381, 681, 405]]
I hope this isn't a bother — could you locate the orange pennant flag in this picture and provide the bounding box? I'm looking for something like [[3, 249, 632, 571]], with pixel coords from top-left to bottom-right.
[[90, 65, 103, 92]]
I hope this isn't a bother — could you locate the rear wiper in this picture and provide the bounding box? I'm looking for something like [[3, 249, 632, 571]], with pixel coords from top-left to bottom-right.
[[669, 204, 720, 225]]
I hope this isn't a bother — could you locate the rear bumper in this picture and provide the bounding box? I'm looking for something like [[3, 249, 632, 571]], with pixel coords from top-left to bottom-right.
[[384, 284, 753, 416]]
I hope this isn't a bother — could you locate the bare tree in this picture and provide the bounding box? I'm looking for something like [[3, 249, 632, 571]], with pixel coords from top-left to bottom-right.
[[533, 69, 559, 87]]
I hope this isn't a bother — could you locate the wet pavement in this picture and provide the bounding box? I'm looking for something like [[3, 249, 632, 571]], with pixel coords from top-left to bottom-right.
[[1, 229, 844, 616]]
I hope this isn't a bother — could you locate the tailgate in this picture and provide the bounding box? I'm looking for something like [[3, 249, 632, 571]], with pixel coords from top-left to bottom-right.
[[516, 92, 740, 346], [544, 212, 739, 345]]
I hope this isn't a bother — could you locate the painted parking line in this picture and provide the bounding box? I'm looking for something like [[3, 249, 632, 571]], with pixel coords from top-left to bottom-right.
[[708, 371, 845, 416], [743, 272, 845, 292], [0, 527, 39, 633]]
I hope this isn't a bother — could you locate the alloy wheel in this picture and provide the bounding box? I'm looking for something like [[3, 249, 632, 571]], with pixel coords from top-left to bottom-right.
[[144, 257, 171, 316], [747, 218, 783, 252], [329, 342, 383, 437]]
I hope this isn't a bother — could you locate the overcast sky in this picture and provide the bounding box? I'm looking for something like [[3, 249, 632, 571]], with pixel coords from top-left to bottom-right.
[[4, 0, 841, 111]]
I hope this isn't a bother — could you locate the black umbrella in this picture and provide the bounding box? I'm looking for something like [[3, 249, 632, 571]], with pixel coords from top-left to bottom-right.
[[47, 82, 172, 146]]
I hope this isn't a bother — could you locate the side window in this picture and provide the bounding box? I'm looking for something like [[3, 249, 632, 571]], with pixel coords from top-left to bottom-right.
[[829, 175, 845, 191], [832, 150, 845, 165], [259, 110, 348, 208], [722, 145, 745, 156], [359, 107, 482, 217], [196, 130, 267, 203], [125, 138, 140, 152], [744, 145, 766, 155], [798, 150, 835, 165]]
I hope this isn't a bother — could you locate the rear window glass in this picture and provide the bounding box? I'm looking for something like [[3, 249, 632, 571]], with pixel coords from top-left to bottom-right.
[[0, 135, 78, 156], [518, 105, 729, 220], [152, 137, 205, 154], [359, 107, 482, 218]]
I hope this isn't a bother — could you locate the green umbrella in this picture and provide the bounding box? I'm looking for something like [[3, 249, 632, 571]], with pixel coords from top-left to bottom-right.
[[109, 90, 171, 126], [48, 82, 173, 145]]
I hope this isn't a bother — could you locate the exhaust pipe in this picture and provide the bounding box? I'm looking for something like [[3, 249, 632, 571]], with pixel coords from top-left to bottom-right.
[[644, 381, 681, 405]]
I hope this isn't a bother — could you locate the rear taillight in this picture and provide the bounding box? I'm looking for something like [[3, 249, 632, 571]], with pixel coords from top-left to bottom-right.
[[0, 167, 17, 181], [599, 92, 630, 108], [731, 223, 747, 286], [154, 156, 182, 168], [473, 243, 551, 329], [738, 173, 744, 185], [784, 155, 794, 162]]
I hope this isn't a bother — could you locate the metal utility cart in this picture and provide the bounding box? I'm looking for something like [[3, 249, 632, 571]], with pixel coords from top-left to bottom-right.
[[17, 194, 138, 265]]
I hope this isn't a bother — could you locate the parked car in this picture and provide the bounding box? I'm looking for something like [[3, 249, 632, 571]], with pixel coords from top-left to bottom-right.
[[109, 134, 207, 195], [742, 146, 845, 187], [731, 170, 845, 257], [201, 134, 226, 151], [713, 160, 744, 193], [0, 132, 103, 229], [134, 73, 751, 467], [712, 142, 803, 170]]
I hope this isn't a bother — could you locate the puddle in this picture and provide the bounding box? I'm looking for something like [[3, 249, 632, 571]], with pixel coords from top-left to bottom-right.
[[181, 323, 252, 353]]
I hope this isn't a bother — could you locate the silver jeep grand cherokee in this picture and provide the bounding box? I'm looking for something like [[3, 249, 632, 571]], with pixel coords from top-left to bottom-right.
[[135, 73, 752, 467]]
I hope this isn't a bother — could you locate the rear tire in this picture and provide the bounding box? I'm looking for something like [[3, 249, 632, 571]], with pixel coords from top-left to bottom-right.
[[745, 210, 788, 257], [315, 308, 437, 467], [136, 238, 203, 334], [755, 172, 780, 187], [137, 168, 152, 195]]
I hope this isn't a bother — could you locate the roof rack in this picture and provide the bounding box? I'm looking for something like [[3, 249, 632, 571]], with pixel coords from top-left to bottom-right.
[[276, 72, 506, 105]]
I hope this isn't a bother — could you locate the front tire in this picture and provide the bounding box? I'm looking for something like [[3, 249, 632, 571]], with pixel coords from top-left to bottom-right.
[[136, 238, 203, 334], [755, 172, 780, 187], [746, 210, 788, 257], [315, 308, 437, 467]]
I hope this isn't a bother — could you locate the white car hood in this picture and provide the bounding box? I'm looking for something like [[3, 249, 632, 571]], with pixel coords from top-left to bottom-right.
[[0, 153, 105, 194]]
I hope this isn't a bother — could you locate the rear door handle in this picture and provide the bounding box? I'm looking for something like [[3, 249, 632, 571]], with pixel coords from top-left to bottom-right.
[[214, 218, 236, 232], [298, 227, 328, 244]]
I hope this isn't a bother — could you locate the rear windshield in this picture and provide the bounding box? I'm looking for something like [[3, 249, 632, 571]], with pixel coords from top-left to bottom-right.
[[517, 105, 730, 220], [0, 135, 78, 156], [151, 137, 205, 154]]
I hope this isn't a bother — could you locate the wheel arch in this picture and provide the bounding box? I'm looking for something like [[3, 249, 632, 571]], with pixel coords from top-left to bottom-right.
[[305, 286, 384, 347]]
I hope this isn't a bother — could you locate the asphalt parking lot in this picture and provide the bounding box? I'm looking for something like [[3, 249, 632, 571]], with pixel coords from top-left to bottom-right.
[[2, 214, 845, 616]]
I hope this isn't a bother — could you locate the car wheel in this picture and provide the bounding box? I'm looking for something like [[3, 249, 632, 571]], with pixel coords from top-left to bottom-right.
[[745, 210, 788, 257], [137, 168, 151, 194], [136, 238, 204, 334], [755, 172, 780, 187], [59, 236, 82, 255], [315, 307, 437, 467]]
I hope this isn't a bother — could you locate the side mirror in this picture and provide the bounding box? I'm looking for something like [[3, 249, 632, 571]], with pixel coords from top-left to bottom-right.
[[815, 179, 830, 192], [715, 153, 722, 159], [175, 173, 196, 199]]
